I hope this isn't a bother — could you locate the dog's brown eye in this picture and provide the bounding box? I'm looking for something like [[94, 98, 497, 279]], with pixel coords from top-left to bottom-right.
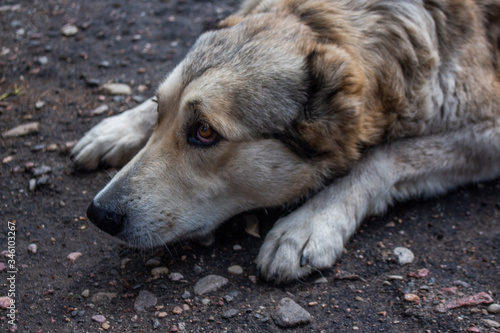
[[197, 123, 215, 141], [188, 121, 221, 147]]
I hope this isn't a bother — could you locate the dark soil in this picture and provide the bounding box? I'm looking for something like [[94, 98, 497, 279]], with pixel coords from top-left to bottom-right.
[[1, 1, 499, 332]]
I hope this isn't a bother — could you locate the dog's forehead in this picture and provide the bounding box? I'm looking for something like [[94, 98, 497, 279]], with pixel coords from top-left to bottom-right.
[[181, 19, 306, 84], [177, 28, 310, 135]]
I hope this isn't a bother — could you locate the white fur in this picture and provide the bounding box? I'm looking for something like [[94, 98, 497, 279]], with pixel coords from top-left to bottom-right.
[[257, 122, 500, 282], [72, 98, 157, 170]]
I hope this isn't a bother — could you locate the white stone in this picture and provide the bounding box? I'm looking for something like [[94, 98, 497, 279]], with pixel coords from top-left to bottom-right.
[[61, 24, 78, 36], [102, 83, 132, 96], [393, 247, 415, 265]]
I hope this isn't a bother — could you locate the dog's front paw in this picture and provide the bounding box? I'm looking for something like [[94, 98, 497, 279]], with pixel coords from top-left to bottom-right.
[[257, 208, 347, 283], [71, 112, 150, 170]]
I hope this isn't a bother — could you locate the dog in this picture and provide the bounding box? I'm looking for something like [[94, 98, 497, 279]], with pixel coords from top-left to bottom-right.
[[71, 0, 500, 283]]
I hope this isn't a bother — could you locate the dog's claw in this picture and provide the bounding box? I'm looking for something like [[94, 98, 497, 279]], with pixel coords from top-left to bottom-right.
[[72, 160, 81, 170], [300, 254, 308, 267]]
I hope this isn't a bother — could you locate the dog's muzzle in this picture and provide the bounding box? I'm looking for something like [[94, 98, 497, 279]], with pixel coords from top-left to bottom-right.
[[86, 201, 125, 236]]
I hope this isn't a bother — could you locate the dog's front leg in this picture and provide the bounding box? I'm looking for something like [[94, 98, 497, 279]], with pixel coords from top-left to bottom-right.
[[71, 98, 157, 170], [257, 123, 500, 283]]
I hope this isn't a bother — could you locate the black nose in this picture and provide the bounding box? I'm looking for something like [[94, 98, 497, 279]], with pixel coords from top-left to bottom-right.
[[86, 201, 124, 236]]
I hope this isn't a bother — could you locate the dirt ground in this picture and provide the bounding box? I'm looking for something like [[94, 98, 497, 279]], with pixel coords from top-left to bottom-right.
[[1, 0, 499, 332]]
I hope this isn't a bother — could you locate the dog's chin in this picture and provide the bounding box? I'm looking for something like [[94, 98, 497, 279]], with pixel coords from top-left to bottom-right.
[[111, 222, 218, 249]]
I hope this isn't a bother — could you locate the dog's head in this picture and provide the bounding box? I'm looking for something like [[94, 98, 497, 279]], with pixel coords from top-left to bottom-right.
[[87, 10, 378, 247]]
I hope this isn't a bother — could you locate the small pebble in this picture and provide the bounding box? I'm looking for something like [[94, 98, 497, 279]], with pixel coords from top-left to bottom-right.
[[2, 122, 40, 138], [36, 175, 49, 187], [35, 56, 48, 66], [145, 258, 162, 268], [133, 95, 146, 103], [194, 275, 228, 295], [64, 140, 77, 151], [482, 319, 500, 328], [35, 101, 45, 109], [314, 277, 328, 283], [102, 83, 132, 96], [91, 315, 106, 323], [61, 24, 79, 36], [81, 289, 90, 298], [29, 178, 37, 191], [102, 323, 110, 330], [201, 298, 210, 305], [151, 267, 169, 278], [67, 252, 82, 263], [134, 290, 158, 312], [272, 297, 311, 328], [46, 143, 58, 151], [152, 318, 162, 330], [168, 272, 184, 281], [31, 144, 46, 152], [99, 60, 110, 68], [233, 244, 242, 250], [387, 275, 404, 280], [248, 275, 257, 284], [197, 234, 214, 246], [85, 78, 101, 87], [244, 215, 260, 238], [453, 280, 471, 288], [32, 165, 52, 176], [193, 264, 206, 275], [181, 291, 191, 299], [417, 268, 429, 277], [487, 303, 500, 314], [0, 297, 13, 309], [2, 156, 13, 164], [172, 306, 183, 314], [404, 293, 421, 302], [91, 104, 109, 115], [28, 243, 38, 254], [121, 258, 132, 269], [227, 265, 243, 275], [222, 308, 238, 319], [11, 20, 22, 28], [393, 247, 415, 265], [90, 292, 118, 303], [158, 311, 168, 318], [442, 287, 458, 294]]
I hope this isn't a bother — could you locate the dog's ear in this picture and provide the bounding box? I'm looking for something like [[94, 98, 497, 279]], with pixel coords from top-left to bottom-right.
[[292, 43, 380, 169], [202, 15, 244, 32], [217, 15, 245, 29]]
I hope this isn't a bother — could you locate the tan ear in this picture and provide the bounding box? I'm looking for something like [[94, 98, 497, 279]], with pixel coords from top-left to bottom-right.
[[293, 43, 377, 170], [217, 15, 245, 29]]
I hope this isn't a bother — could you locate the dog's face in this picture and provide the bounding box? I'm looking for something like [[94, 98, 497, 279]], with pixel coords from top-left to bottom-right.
[[89, 13, 370, 246]]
